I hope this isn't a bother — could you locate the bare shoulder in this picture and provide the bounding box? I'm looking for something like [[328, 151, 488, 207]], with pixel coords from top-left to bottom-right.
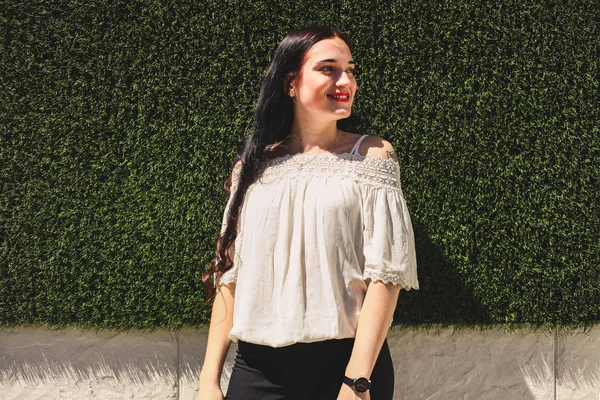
[[357, 135, 398, 161]]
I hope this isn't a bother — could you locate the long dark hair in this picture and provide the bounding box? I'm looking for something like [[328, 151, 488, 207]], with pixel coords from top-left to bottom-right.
[[202, 26, 351, 299]]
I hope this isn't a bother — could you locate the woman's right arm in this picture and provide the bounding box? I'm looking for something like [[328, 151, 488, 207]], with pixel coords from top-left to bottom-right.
[[196, 283, 236, 400]]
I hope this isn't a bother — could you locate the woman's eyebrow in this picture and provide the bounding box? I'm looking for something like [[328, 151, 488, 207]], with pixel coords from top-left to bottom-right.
[[314, 59, 355, 65]]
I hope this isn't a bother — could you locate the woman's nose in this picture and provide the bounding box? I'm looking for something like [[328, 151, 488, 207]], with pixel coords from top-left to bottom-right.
[[337, 71, 351, 86]]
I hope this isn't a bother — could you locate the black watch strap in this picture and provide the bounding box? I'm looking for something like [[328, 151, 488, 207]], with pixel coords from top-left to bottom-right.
[[343, 376, 371, 393]]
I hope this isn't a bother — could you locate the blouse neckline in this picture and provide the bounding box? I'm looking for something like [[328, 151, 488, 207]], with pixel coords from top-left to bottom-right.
[[264, 151, 397, 167], [257, 151, 402, 191]]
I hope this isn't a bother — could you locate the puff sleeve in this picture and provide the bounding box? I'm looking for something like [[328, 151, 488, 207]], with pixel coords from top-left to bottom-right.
[[360, 162, 419, 290], [215, 163, 242, 286]]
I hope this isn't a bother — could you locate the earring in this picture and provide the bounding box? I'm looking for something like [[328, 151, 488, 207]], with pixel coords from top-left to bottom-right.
[[289, 90, 295, 97]]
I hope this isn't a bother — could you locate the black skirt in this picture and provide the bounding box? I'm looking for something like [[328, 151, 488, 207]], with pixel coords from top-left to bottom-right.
[[225, 338, 394, 400]]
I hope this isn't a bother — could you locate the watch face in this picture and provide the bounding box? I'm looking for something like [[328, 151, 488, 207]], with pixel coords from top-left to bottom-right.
[[354, 377, 370, 392]]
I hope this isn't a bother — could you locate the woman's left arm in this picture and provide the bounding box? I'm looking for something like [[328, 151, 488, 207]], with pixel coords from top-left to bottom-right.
[[338, 137, 406, 399], [337, 281, 401, 400]]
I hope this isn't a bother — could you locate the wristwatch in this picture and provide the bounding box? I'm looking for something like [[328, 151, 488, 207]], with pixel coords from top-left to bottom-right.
[[343, 376, 371, 393]]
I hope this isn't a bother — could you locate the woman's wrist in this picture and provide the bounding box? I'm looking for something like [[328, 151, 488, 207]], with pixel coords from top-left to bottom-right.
[[344, 364, 372, 380], [344, 341, 377, 379], [338, 381, 370, 399], [199, 369, 221, 386]]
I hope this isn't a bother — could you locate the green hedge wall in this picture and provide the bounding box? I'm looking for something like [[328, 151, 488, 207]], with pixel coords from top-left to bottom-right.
[[1, 0, 598, 329]]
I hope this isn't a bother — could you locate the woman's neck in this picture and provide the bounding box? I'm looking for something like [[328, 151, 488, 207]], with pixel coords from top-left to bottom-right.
[[287, 120, 339, 154]]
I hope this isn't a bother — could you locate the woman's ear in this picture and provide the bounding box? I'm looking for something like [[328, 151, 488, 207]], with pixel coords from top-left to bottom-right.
[[284, 73, 296, 97]]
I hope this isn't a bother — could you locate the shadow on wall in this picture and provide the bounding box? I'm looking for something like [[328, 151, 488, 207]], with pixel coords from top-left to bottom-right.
[[394, 221, 491, 325]]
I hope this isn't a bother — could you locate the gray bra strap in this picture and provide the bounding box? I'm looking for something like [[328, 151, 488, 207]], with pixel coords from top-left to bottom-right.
[[351, 135, 368, 155]]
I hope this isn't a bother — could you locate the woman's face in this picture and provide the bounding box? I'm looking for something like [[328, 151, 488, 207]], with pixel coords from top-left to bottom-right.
[[289, 37, 357, 121]]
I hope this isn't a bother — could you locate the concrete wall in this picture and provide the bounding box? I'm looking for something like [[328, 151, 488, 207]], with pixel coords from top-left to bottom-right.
[[1, 326, 599, 399]]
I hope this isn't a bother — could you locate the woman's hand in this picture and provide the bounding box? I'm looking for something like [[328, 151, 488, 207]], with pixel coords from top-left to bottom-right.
[[196, 284, 235, 400], [336, 383, 370, 400], [196, 381, 224, 400]]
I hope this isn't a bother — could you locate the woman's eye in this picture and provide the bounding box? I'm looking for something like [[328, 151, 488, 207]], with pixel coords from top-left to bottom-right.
[[319, 66, 357, 75]]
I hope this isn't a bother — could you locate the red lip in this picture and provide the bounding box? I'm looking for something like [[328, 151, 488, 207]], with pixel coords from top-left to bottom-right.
[[327, 92, 351, 102]]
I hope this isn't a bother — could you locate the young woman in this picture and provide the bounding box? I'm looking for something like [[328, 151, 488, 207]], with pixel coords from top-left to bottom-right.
[[197, 26, 418, 400]]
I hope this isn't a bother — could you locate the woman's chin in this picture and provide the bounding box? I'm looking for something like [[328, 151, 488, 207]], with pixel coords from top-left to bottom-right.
[[332, 108, 352, 119]]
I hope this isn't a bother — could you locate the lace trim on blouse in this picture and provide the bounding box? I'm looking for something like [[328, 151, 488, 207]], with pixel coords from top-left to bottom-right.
[[218, 270, 238, 286], [363, 270, 419, 290], [259, 152, 403, 190]]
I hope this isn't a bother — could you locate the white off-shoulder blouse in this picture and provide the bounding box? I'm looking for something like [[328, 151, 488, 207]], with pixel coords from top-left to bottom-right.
[[217, 137, 418, 347]]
